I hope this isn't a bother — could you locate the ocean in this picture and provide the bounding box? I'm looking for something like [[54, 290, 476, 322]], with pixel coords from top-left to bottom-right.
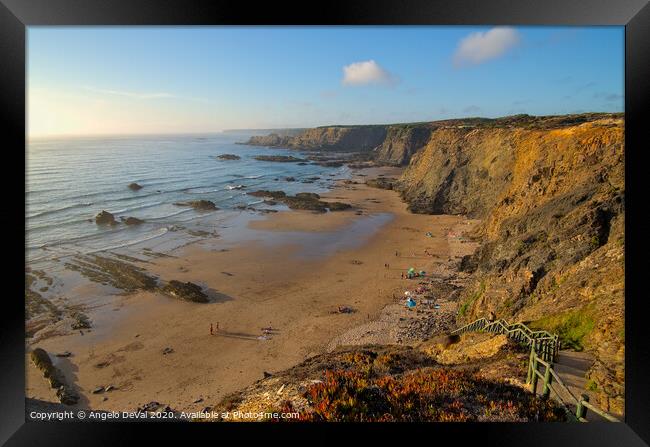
[[26, 132, 351, 266]]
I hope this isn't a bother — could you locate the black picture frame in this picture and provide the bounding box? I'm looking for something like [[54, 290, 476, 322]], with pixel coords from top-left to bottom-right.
[[2, 0, 648, 444]]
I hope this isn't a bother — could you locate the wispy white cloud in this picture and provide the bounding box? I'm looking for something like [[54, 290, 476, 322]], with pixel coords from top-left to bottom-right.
[[341, 60, 398, 86], [453, 27, 521, 67]]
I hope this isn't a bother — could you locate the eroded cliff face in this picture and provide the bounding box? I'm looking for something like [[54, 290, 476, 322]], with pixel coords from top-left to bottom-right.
[[373, 125, 433, 166], [247, 126, 388, 152], [397, 114, 625, 415], [236, 113, 625, 416], [245, 133, 293, 147]]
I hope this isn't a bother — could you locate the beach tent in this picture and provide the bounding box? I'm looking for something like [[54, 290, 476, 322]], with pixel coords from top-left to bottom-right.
[[408, 267, 415, 273]]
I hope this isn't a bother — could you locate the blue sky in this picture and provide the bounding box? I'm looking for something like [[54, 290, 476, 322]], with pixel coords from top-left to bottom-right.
[[27, 26, 624, 136]]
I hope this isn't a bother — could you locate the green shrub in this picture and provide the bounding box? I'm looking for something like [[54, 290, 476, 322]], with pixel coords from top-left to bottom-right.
[[529, 306, 595, 351], [459, 281, 486, 317]]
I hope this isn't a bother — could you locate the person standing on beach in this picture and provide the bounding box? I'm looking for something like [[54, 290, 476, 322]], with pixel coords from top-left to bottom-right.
[[210, 323, 213, 335]]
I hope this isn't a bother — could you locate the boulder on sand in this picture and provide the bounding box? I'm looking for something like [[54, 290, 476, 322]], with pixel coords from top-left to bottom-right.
[[161, 280, 209, 303], [95, 210, 117, 225], [128, 182, 143, 191], [326, 201, 352, 211], [294, 192, 320, 200]]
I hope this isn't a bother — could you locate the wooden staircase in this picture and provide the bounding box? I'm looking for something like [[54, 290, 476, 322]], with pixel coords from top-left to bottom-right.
[[455, 318, 620, 422], [533, 350, 601, 421]]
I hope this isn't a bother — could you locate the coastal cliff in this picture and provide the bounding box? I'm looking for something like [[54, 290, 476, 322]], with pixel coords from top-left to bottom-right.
[[237, 113, 625, 416], [246, 125, 388, 153], [397, 113, 624, 415]]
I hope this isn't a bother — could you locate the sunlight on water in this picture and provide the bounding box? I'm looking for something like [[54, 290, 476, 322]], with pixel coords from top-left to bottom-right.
[[26, 133, 350, 264]]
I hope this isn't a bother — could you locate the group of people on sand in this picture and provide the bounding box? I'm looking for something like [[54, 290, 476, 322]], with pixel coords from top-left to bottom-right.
[[384, 263, 391, 269]]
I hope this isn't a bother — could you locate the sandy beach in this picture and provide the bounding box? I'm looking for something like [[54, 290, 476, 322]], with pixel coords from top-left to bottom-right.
[[26, 167, 478, 413]]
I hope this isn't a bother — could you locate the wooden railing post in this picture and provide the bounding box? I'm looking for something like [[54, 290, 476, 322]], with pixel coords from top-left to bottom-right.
[[530, 353, 539, 393], [526, 346, 535, 384], [576, 394, 589, 420], [542, 363, 553, 399]]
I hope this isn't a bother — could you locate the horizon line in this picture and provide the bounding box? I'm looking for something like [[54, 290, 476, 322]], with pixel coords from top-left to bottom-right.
[[27, 110, 624, 140]]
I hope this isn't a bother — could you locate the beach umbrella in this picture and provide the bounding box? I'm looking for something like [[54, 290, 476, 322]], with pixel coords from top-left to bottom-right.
[[408, 267, 415, 273]]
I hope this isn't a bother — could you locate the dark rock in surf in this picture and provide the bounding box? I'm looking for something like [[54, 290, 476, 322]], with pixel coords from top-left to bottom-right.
[[95, 210, 117, 225], [253, 155, 305, 163], [247, 190, 287, 199], [121, 216, 144, 225], [217, 154, 241, 160], [128, 182, 143, 191], [173, 200, 218, 211]]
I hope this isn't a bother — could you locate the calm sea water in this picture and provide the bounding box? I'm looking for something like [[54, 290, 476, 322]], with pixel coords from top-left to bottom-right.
[[26, 132, 350, 264]]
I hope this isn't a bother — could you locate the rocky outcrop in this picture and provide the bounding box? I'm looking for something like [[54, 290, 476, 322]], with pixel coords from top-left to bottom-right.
[[161, 280, 209, 303], [396, 113, 624, 416], [173, 200, 218, 211], [247, 190, 287, 199], [366, 177, 397, 190], [216, 154, 241, 160], [247, 190, 351, 212], [31, 348, 79, 405], [95, 210, 117, 225], [121, 216, 144, 225], [253, 155, 305, 162], [64, 255, 158, 292], [246, 133, 293, 147], [246, 126, 388, 153], [373, 125, 432, 166]]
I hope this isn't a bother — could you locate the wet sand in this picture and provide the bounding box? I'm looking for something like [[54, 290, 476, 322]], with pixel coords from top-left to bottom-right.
[[26, 167, 476, 413]]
